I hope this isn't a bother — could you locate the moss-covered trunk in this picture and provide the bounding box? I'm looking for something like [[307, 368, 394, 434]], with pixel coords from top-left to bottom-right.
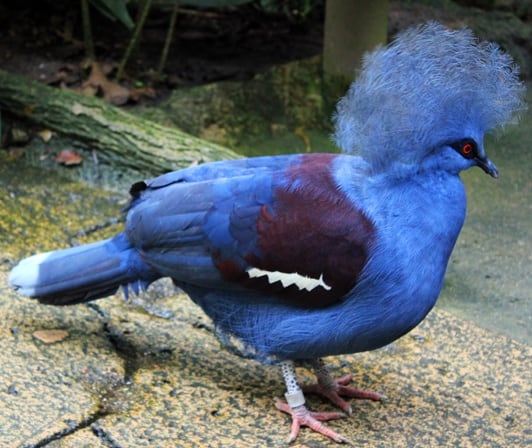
[[0, 70, 239, 176]]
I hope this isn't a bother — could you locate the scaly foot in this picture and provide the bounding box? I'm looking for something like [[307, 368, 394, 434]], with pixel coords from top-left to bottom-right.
[[302, 373, 383, 415], [274, 398, 349, 443]]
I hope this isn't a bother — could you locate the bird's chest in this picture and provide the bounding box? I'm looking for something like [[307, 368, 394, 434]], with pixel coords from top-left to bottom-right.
[[363, 177, 467, 308], [399, 179, 465, 258], [316, 180, 469, 354]]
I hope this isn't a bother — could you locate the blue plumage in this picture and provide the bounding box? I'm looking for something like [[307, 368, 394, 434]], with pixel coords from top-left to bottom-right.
[[8, 22, 525, 443], [334, 23, 525, 172]]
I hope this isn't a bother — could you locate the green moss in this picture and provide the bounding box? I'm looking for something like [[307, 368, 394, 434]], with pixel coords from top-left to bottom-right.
[[0, 157, 123, 260], [144, 57, 330, 153]]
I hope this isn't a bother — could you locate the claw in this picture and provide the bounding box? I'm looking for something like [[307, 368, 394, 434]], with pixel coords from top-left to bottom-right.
[[303, 373, 383, 415], [304, 359, 384, 415], [277, 360, 376, 443], [274, 398, 349, 444]]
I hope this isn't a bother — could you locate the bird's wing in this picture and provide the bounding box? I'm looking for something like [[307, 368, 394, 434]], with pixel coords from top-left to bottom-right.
[[127, 154, 375, 308]]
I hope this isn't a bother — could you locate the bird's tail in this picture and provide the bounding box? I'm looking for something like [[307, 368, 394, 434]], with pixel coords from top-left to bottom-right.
[[8, 233, 157, 305]]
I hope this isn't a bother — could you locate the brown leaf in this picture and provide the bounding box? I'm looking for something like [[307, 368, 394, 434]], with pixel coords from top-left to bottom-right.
[[83, 62, 130, 105], [38, 129, 54, 143], [33, 329, 69, 344], [83, 61, 108, 89], [80, 84, 98, 97], [129, 86, 156, 102], [55, 149, 83, 166], [100, 61, 117, 75], [103, 82, 130, 105], [7, 147, 24, 161]]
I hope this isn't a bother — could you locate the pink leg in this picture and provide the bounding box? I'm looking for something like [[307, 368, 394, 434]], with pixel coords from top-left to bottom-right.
[[276, 360, 350, 443], [274, 399, 348, 443], [303, 358, 383, 415]]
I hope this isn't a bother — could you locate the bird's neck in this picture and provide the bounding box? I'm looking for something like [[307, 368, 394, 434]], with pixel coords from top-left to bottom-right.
[[335, 155, 468, 328]]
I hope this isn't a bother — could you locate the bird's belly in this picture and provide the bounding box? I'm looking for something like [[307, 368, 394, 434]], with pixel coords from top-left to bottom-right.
[[263, 233, 455, 359]]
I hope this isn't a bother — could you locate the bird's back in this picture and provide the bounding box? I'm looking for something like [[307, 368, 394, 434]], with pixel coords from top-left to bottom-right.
[[123, 153, 469, 361]]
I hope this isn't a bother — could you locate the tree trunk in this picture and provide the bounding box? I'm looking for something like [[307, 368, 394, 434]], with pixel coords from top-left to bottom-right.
[[0, 70, 239, 176], [323, 0, 388, 79], [322, 0, 388, 107]]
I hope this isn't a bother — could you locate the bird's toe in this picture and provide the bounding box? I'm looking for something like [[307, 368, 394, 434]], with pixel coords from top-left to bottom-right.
[[302, 373, 383, 415], [275, 398, 348, 444]]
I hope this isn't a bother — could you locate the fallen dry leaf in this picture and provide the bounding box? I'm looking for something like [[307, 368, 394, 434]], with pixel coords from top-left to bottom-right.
[[55, 148, 83, 166], [80, 84, 98, 97], [83, 61, 130, 105], [83, 61, 108, 89], [103, 81, 131, 105], [33, 329, 69, 344], [38, 129, 54, 143], [129, 86, 156, 102], [7, 147, 24, 161]]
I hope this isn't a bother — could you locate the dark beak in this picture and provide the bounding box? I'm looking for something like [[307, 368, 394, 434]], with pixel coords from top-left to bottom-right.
[[475, 155, 499, 179]]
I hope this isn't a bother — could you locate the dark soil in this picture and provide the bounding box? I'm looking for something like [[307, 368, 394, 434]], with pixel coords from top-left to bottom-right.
[[0, 1, 528, 104], [0, 1, 324, 98], [0, 0, 532, 110]]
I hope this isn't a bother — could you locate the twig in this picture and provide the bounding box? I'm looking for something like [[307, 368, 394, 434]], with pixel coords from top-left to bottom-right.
[[157, 0, 179, 78], [81, 0, 95, 62], [115, 0, 153, 82]]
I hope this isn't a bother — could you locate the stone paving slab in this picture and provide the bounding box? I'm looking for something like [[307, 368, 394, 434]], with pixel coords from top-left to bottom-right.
[[0, 281, 124, 447], [45, 429, 107, 448], [0, 152, 530, 447], [94, 303, 531, 448], [1, 268, 530, 447]]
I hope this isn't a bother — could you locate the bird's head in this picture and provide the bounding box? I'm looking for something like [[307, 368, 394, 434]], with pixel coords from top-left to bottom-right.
[[423, 137, 499, 179], [333, 22, 526, 178]]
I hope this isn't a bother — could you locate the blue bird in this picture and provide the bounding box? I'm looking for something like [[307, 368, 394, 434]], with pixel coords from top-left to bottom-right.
[[9, 23, 525, 443]]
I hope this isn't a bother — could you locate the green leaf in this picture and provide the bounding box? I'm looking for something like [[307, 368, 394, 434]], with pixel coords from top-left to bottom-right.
[[180, 0, 253, 7], [89, 0, 135, 30]]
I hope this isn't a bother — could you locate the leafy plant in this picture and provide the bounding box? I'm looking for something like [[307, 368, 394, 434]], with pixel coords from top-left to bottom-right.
[[180, 0, 252, 5], [89, 0, 134, 30], [258, 0, 319, 20]]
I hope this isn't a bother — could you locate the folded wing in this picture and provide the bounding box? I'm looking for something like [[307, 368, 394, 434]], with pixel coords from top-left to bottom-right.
[[127, 154, 375, 308]]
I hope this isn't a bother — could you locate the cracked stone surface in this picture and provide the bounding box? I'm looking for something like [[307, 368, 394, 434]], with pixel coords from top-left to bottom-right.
[[1, 114, 530, 446], [2, 271, 530, 447], [0, 278, 124, 447]]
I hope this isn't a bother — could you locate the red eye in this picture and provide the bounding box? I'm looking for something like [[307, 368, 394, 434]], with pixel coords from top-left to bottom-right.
[[462, 143, 473, 155], [450, 139, 477, 159]]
